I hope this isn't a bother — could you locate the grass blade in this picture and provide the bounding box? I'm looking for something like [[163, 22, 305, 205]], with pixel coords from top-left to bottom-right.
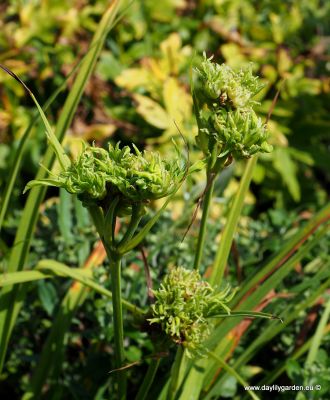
[[305, 298, 330, 366], [0, 58, 82, 233], [179, 220, 329, 400], [209, 311, 281, 321], [0, 0, 122, 373], [206, 275, 330, 399], [233, 263, 330, 372], [0, 260, 142, 314], [208, 225, 328, 350], [25, 241, 106, 398], [207, 351, 260, 400], [0, 270, 53, 286], [0, 64, 70, 170], [36, 259, 143, 314], [210, 156, 258, 286], [232, 203, 330, 306], [135, 358, 161, 400], [257, 324, 330, 388]]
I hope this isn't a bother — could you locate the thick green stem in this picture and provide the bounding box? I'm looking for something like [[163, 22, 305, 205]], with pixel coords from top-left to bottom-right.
[[135, 358, 161, 400], [193, 172, 215, 271], [107, 253, 126, 400], [88, 205, 105, 239]]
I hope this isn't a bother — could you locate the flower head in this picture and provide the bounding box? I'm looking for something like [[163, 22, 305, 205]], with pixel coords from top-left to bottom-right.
[[195, 54, 264, 109], [212, 109, 273, 158], [25, 142, 186, 207], [194, 54, 272, 164], [148, 267, 235, 357]]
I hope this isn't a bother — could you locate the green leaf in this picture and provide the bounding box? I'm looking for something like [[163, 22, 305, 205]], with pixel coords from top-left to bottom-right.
[[37, 281, 58, 316], [132, 93, 170, 129], [25, 248, 105, 398], [273, 147, 300, 202], [188, 159, 206, 174], [286, 359, 302, 380], [205, 260, 330, 399], [185, 210, 329, 400], [233, 204, 330, 305], [218, 375, 237, 399], [209, 311, 281, 321], [0, 270, 53, 286], [23, 178, 62, 193]]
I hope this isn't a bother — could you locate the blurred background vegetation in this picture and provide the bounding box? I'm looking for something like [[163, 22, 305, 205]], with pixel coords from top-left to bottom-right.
[[0, 0, 329, 399]]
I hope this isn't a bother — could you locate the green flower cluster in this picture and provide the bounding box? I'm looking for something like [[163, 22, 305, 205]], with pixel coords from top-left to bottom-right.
[[148, 267, 235, 357], [25, 143, 185, 206], [195, 54, 273, 161], [196, 55, 263, 109], [212, 109, 273, 158]]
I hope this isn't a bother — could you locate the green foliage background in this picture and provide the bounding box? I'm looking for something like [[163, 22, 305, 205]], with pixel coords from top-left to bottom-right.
[[0, 0, 329, 399]]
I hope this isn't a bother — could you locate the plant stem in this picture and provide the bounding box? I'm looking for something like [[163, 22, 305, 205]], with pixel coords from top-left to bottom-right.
[[135, 358, 161, 400], [107, 252, 126, 399], [119, 203, 143, 247], [104, 196, 119, 244], [167, 346, 185, 400], [193, 171, 215, 271], [89, 205, 105, 239]]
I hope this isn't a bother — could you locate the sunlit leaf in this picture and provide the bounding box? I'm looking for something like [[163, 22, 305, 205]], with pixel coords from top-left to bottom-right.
[[133, 93, 171, 129]]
